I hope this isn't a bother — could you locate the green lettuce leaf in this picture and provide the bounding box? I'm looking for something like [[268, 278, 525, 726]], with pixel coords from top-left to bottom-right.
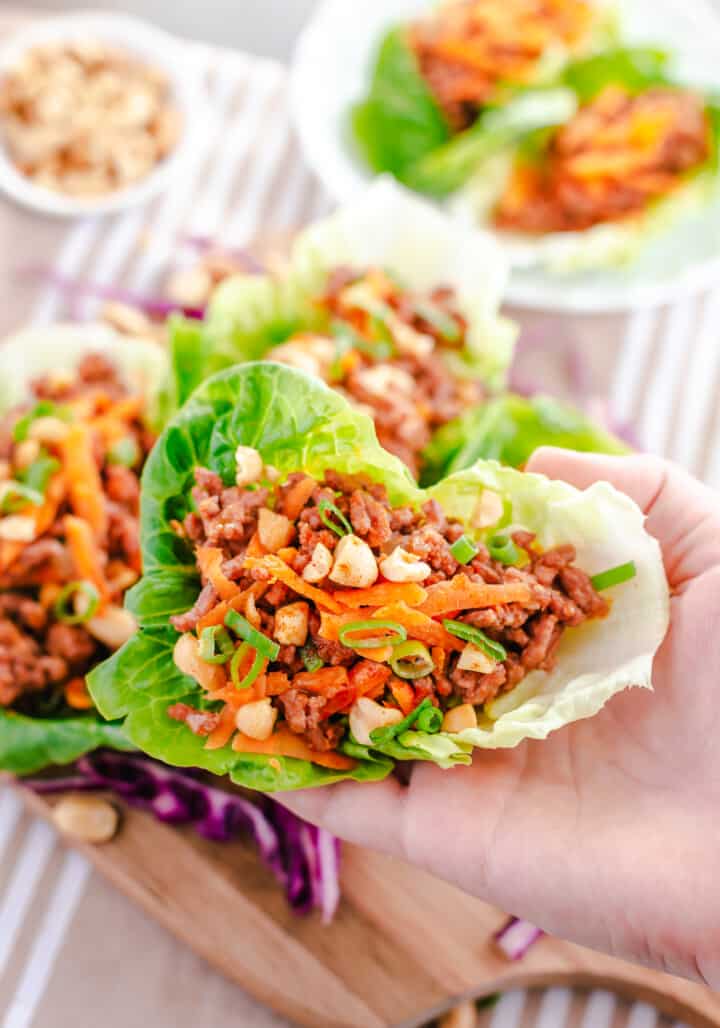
[[351, 27, 451, 180], [405, 87, 577, 198], [88, 362, 668, 788], [171, 178, 516, 404], [0, 709, 134, 776], [0, 322, 171, 772], [421, 393, 629, 484]]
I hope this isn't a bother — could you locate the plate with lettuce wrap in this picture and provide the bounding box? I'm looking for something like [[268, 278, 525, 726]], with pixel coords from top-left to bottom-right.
[[170, 179, 626, 483], [0, 322, 169, 774], [88, 362, 668, 792], [291, 0, 720, 310]]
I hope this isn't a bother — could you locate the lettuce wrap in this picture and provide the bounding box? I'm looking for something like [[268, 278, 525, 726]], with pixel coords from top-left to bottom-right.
[[0, 322, 168, 774], [170, 178, 516, 407], [88, 362, 668, 791], [453, 47, 720, 272]]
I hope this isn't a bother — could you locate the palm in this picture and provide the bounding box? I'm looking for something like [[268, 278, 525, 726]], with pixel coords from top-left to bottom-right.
[[280, 451, 720, 985]]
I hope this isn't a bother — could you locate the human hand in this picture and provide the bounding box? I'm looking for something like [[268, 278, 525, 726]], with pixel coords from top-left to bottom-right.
[[278, 449, 720, 985]]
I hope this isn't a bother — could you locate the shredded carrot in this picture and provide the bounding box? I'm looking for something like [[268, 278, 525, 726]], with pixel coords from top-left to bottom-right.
[[281, 476, 317, 520], [291, 666, 349, 695], [431, 646, 447, 675], [0, 473, 65, 573], [330, 582, 427, 609], [349, 660, 392, 698], [266, 671, 291, 696], [60, 422, 107, 540], [196, 546, 239, 601], [231, 725, 356, 770], [276, 546, 298, 564], [64, 514, 109, 601], [195, 582, 267, 633], [244, 589, 262, 629], [64, 677, 94, 710], [389, 677, 415, 715], [245, 532, 266, 559], [418, 574, 532, 617], [373, 601, 463, 650], [322, 685, 356, 717], [204, 706, 237, 750], [243, 554, 345, 613]]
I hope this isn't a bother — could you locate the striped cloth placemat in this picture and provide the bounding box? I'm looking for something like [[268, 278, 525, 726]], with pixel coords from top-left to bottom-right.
[[0, 11, 715, 1028]]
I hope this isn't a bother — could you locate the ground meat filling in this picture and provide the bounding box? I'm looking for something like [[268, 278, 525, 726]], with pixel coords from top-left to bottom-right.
[[267, 267, 484, 478], [0, 352, 153, 715], [494, 86, 711, 233], [408, 0, 593, 131], [170, 465, 610, 754]]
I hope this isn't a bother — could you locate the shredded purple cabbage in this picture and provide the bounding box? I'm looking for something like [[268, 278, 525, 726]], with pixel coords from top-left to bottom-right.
[[17, 266, 206, 321], [493, 916, 544, 960], [27, 751, 340, 922]]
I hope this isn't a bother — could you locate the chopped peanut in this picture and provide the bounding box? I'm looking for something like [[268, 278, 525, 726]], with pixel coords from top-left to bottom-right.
[[235, 698, 278, 741], [442, 703, 477, 733], [471, 489, 504, 529], [173, 632, 225, 691], [27, 415, 69, 444], [86, 606, 137, 649], [257, 508, 294, 552], [302, 542, 333, 583], [457, 642, 496, 673], [53, 795, 119, 844], [14, 439, 40, 469], [379, 546, 432, 583], [329, 534, 378, 588], [349, 697, 403, 747], [0, 515, 36, 542], [234, 445, 263, 488], [273, 601, 309, 646]]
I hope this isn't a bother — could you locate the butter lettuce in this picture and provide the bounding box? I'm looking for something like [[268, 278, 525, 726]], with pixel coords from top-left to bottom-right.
[[88, 362, 668, 789], [0, 322, 169, 773], [421, 393, 628, 484], [171, 179, 516, 406]]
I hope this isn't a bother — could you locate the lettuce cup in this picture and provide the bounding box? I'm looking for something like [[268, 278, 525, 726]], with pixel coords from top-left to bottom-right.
[[171, 179, 624, 482], [88, 362, 668, 791], [0, 323, 168, 773]]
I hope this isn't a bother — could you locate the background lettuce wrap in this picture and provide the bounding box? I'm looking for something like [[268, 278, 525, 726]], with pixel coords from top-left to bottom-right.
[[0, 322, 169, 774], [88, 362, 668, 791], [169, 178, 516, 407], [170, 179, 625, 481]]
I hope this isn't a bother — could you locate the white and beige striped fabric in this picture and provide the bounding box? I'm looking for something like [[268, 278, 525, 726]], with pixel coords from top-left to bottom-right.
[[0, 12, 716, 1028]]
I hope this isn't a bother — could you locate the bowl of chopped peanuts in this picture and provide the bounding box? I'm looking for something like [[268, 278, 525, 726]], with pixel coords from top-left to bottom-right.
[[0, 10, 205, 217]]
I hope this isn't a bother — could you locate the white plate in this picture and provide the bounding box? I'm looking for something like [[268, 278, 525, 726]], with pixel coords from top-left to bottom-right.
[[0, 10, 206, 218], [290, 0, 720, 312]]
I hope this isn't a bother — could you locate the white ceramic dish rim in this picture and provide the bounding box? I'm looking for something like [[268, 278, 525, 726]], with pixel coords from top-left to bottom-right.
[[0, 10, 206, 218], [290, 0, 720, 313]]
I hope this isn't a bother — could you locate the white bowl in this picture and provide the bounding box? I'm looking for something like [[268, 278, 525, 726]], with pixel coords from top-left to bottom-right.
[[290, 0, 720, 312], [0, 10, 205, 218]]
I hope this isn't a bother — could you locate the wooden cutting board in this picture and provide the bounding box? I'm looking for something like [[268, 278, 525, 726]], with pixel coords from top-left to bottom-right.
[[13, 784, 720, 1028]]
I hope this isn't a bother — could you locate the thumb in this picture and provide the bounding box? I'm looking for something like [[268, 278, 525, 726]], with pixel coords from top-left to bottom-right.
[[526, 448, 720, 586]]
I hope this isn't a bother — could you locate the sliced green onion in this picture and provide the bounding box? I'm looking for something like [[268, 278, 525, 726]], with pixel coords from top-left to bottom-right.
[[590, 561, 636, 591], [318, 497, 352, 538], [443, 619, 507, 662], [224, 609, 280, 660], [300, 643, 324, 673], [230, 642, 265, 690], [415, 705, 443, 733], [369, 696, 434, 745], [53, 580, 100, 625], [413, 301, 461, 343], [12, 401, 63, 442], [331, 319, 393, 363], [198, 626, 234, 665], [0, 481, 43, 514], [487, 533, 522, 566], [338, 619, 407, 650], [368, 315, 395, 357], [107, 435, 141, 467], [17, 451, 60, 494], [450, 534, 478, 565], [389, 640, 434, 680]]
